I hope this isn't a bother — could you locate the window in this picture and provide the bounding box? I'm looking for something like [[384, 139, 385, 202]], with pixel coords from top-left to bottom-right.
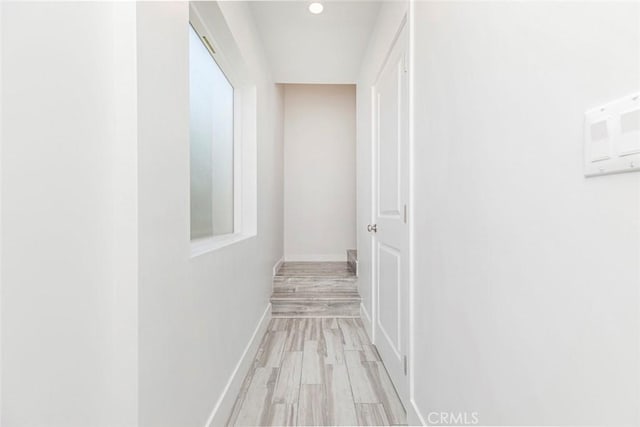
[[188, 3, 258, 257], [189, 24, 234, 240]]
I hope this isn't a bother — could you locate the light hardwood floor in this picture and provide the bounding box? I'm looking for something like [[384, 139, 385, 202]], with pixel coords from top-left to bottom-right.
[[227, 317, 406, 426]]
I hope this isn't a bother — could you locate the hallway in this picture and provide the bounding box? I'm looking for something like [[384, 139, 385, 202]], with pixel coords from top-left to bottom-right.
[[1, 1, 639, 426], [227, 317, 406, 426]]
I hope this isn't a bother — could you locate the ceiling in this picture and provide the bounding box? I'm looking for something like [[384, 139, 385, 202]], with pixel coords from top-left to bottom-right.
[[248, 1, 381, 84]]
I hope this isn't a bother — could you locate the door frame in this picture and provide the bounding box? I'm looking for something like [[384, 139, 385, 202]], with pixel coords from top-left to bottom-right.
[[369, 13, 412, 405]]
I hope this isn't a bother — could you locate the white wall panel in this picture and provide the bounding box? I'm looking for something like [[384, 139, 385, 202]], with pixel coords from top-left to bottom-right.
[[411, 2, 640, 425], [284, 84, 356, 261]]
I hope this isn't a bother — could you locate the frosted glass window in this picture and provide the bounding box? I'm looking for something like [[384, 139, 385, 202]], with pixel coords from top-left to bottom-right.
[[189, 25, 234, 239]]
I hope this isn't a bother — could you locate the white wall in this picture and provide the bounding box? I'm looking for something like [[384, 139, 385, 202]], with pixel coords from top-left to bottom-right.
[[137, 2, 283, 426], [0, 2, 4, 420], [410, 2, 640, 425], [358, 1, 639, 424], [284, 84, 356, 261], [2, 2, 283, 426], [1, 3, 138, 425]]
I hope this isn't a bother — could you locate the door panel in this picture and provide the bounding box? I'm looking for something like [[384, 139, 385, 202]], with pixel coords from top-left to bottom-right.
[[372, 21, 409, 406], [377, 63, 401, 217], [377, 242, 401, 357]]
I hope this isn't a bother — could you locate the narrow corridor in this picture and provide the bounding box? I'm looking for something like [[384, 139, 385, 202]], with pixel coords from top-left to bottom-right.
[[3, 2, 638, 426]]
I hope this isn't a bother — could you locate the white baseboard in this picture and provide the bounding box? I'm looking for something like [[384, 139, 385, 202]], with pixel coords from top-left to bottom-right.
[[408, 398, 427, 426], [360, 303, 373, 342], [284, 254, 346, 262], [272, 256, 284, 276], [205, 304, 272, 427]]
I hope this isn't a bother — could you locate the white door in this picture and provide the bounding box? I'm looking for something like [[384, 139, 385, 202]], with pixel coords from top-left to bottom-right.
[[371, 21, 410, 405]]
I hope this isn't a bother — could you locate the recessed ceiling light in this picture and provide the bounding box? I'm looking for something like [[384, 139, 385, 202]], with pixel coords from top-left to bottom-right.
[[309, 2, 324, 14]]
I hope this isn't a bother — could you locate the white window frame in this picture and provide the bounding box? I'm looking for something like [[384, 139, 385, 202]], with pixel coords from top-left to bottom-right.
[[189, 3, 257, 257]]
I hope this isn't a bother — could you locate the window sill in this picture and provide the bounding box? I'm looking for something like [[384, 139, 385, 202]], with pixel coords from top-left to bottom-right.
[[190, 232, 255, 258]]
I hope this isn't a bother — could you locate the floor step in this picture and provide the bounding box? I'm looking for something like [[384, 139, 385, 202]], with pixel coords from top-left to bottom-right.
[[272, 261, 360, 317], [273, 276, 357, 293], [275, 261, 353, 278], [347, 249, 358, 275], [271, 292, 361, 317]]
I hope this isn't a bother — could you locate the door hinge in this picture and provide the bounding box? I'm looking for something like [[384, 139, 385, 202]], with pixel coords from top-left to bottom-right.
[[403, 204, 407, 224], [403, 355, 408, 375]]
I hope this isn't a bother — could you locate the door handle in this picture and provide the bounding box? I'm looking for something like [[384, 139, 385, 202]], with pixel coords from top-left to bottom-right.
[[367, 224, 378, 233]]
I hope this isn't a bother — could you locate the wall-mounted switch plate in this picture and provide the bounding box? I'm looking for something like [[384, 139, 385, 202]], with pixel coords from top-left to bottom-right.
[[584, 93, 640, 177]]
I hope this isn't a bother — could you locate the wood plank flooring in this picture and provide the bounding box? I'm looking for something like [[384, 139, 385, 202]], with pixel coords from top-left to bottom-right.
[[227, 318, 406, 426]]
